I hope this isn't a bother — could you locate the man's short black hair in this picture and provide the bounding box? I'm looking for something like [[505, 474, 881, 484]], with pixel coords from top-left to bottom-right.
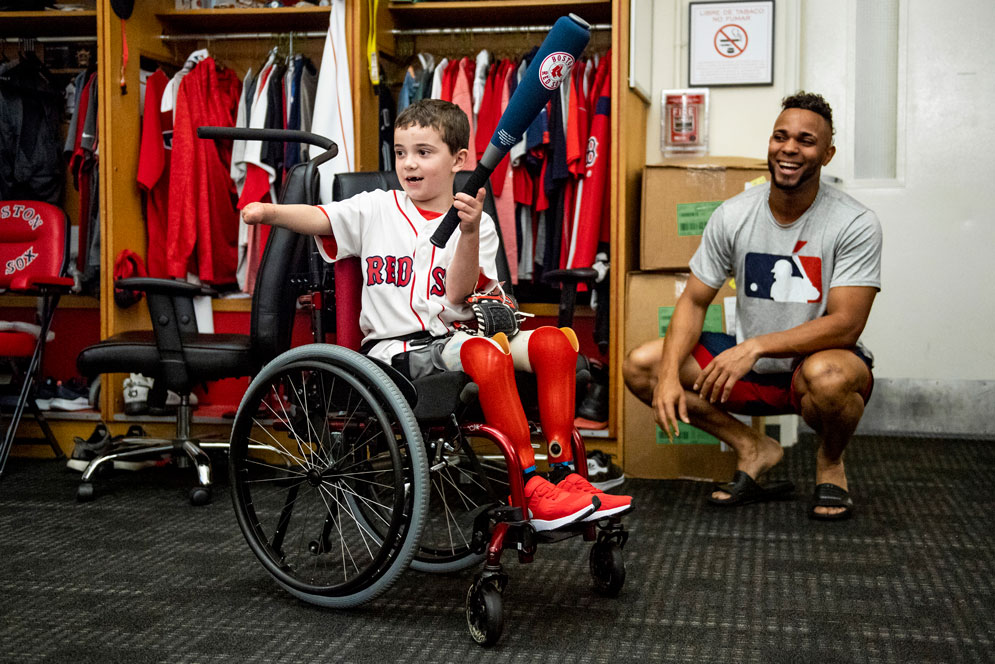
[[781, 91, 834, 142]]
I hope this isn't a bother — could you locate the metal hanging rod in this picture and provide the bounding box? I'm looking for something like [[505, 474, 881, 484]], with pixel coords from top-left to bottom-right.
[[160, 31, 325, 42], [2, 36, 97, 44], [391, 23, 611, 36]]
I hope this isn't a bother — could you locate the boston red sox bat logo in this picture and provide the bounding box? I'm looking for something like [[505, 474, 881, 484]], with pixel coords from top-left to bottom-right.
[[538, 52, 574, 90]]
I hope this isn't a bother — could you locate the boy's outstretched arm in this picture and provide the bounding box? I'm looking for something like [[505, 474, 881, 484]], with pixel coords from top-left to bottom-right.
[[241, 202, 331, 236]]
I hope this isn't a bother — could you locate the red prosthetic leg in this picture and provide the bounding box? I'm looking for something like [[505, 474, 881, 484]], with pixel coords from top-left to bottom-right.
[[460, 334, 596, 531], [526, 327, 632, 520], [525, 326, 579, 464]]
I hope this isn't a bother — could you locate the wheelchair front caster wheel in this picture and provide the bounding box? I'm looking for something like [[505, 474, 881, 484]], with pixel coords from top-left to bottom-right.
[[189, 486, 212, 506], [76, 482, 94, 502], [466, 581, 503, 646], [590, 541, 626, 597]]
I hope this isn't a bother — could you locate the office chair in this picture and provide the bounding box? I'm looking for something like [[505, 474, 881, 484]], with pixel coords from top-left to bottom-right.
[[74, 128, 337, 504]]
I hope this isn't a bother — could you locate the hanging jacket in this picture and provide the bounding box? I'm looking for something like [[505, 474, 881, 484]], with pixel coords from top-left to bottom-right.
[[137, 69, 171, 279], [0, 56, 64, 203], [166, 58, 242, 285]]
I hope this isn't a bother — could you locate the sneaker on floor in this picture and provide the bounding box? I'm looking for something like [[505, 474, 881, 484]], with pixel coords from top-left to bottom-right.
[[586, 450, 626, 491], [557, 472, 633, 521], [523, 475, 598, 532], [35, 376, 59, 411], [112, 425, 169, 471], [66, 423, 111, 471], [50, 378, 91, 411]]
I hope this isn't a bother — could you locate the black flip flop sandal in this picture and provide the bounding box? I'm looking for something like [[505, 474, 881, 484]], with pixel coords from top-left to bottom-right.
[[809, 483, 854, 520], [708, 470, 795, 506]]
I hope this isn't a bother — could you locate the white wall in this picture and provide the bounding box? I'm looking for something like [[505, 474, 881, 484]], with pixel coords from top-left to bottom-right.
[[647, 0, 799, 160], [645, 0, 995, 382]]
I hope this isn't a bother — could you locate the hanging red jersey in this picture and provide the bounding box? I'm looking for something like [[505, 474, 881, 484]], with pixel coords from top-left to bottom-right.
[[167, 58, 242, 285], [566, 53, 610, 270], [137, 69, 170, 278]]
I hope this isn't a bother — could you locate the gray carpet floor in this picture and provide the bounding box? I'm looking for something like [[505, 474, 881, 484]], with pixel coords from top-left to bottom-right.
[[1, 433, 993, 663]]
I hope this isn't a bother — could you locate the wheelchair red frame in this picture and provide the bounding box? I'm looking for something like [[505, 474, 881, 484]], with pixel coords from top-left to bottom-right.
[[201, 128, 628, 647]]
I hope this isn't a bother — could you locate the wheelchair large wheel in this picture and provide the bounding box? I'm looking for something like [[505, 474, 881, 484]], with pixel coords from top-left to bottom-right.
[[229, 345, 429, 608], [411, 429, 509, 573]]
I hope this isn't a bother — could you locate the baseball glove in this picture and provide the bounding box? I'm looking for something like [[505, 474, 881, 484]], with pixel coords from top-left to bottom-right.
[[459, 287, 531, 338]]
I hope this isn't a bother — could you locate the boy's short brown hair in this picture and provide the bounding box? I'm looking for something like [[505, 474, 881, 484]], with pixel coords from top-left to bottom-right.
[[395, 99, 470, 155]]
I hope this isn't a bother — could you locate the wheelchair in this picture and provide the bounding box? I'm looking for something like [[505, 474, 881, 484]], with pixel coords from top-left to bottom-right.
[[206, 127, 629, 647]]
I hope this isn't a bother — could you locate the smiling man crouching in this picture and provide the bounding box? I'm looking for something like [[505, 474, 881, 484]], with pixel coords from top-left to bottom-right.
[[623, 92, 883, 521]]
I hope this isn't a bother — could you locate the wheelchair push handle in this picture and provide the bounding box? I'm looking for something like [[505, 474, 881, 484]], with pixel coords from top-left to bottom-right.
[[196, 126, 338, 156]]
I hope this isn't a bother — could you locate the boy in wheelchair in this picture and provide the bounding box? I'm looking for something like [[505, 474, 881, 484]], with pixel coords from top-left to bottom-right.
[[241, 99, 631, 532]]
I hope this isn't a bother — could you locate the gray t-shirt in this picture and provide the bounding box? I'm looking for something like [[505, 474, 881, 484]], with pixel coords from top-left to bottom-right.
[[689, 182, 882, 373]]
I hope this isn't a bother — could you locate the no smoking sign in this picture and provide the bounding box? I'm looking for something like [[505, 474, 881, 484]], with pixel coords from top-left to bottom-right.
[[689, 0, 773, 86], [714, 24, 747, 57]]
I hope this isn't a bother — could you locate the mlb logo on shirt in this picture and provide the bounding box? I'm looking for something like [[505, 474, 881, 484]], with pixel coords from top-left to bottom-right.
[[744, 248, 823, 303]]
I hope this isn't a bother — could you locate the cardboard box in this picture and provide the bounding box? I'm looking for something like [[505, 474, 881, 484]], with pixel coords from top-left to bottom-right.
[[622, 271, 738, 481], [640, 157, 769, 271]]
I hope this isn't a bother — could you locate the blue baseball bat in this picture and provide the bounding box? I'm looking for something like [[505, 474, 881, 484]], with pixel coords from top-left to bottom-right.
[[430, 14, 591, 248]]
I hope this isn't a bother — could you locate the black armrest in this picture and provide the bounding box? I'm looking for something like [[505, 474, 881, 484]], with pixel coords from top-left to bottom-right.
[[118, 280, 205, 361], [542, 267, 599, 286], [541, 268, 601, 328], [115, 277, 218, 298]]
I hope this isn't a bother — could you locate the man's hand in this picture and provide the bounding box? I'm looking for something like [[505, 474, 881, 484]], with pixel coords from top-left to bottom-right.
[[653, 372, 689, 442], [241, 202, 269, 226], [454, 187, 486, 234], [694, 338, 761, 403]]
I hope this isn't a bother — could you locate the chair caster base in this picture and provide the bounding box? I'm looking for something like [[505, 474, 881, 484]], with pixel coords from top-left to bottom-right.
[[76, 482, 94, 502], [189, 485, 212, 506]]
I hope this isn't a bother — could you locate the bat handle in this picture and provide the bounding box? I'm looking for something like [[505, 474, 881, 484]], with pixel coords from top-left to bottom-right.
[[429, 164, 494, 248]]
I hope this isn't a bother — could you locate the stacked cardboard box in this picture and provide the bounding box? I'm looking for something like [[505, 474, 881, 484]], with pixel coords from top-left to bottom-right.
[[622, 272, 741, 481], [640, 156, 769, 271], [621, 157, 769, 480]]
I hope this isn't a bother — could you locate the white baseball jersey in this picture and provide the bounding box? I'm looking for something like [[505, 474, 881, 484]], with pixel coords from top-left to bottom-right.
[[315, 188, 500, 363]]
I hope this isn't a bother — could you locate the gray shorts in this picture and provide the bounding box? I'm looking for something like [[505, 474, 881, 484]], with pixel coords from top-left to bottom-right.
[[389, 331, 473, 380]]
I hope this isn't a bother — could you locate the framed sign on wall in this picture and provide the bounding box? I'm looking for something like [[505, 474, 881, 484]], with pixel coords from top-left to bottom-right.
[[689, 0, 774, 87]]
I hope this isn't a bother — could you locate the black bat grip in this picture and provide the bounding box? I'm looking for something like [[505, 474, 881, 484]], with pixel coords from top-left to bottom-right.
[[429, 165, 494, 248]]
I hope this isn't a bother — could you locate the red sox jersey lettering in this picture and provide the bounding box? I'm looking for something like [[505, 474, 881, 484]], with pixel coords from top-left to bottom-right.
[[366, 255, 415, 287], [315, 189, 500, 361]]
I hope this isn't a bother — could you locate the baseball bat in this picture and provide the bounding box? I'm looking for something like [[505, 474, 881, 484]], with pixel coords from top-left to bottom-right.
[[430, 13, 591, 248]]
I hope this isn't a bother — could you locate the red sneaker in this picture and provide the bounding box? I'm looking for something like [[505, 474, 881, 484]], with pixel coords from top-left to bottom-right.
[[557, 473, 633, 521], [523, 476, 598, 531]]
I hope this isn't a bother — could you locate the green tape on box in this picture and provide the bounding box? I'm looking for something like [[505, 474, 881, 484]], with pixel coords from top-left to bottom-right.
[[656, 424, 721, 445], [658, 305, 724, 337], [676, 201, 722, 236], [656, 303, 725, 445]]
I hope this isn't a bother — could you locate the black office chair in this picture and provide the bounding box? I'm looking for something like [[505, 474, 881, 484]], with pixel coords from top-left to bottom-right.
[[75, 128, 336, 504]]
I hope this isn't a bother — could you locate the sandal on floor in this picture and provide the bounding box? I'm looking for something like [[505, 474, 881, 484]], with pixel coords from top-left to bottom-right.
[[809, 483, 854, 521], [708, 470, 795, 506]]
